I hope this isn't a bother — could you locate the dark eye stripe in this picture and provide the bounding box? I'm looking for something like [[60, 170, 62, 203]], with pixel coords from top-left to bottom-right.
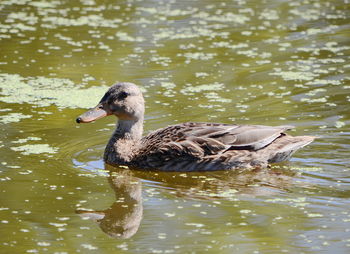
[[118, 91, 129, 100]]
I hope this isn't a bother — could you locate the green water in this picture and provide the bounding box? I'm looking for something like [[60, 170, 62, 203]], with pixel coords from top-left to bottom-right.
[[1, 0, 349, 253]]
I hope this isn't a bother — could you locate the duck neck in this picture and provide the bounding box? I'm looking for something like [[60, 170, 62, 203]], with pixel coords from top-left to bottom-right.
[[114, 118, 144, 141], [104, 118, 143, 164]]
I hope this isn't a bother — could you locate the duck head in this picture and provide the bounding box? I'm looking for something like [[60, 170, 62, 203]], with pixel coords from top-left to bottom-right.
[[76, 82, 145, 123]]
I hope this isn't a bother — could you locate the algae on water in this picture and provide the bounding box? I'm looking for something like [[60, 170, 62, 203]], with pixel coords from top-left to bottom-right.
[[0, 73, 108, 109], [11, 144, 58, 155], [0, 112, 32, 124]]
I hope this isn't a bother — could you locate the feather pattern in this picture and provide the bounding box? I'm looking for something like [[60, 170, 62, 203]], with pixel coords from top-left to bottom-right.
[[132, 122, 313, 171]]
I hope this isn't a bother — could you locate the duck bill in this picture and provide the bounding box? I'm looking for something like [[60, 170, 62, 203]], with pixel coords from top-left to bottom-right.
[[76, 104, 109, 123]]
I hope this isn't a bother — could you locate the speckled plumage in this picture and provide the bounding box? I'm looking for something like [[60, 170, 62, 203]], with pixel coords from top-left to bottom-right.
[[77, 82, 315, 172]]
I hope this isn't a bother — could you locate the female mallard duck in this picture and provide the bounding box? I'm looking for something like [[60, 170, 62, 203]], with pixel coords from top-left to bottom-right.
[[76, 82, 314, 172]]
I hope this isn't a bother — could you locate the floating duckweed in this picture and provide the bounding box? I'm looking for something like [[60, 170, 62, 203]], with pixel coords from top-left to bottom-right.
[[7, 165, 21, 169], [12, 137, 42, 144], [0, 73, 108, 109], [0, 0, 348, 251], [193, 12, 249, 24], [81, 244, 98, 250], [138, 7, 196, 17], [335, 121, 345, 128], [157, 232, 168, 239], [307, 213, 324, 218], [150, 56, 172, 66], [29, 1, 58, 8], [289, 8, 321, 21], [259, 9, 279, 20], [185, 223, 204, 228], [305, 88, 327, 96], [306, 79, 342, 86], [43, 15, 122, 28], [160, 82, 176, 89], [265, 197, 309, 207], [290, 166, 322, 172], [181, 82, 224, 94], [270, 71, 317, 81], [300, 97, 327, 103], [116, 243, 128, 250], [182, 52, 217, 61], [241, 31, 252, 36], [11, 144, 58, 155], [37, 242, 50, 247], [49, 222, 67, 227], [0, 113, 32, 124], [116, 31, 144, 42], [195, 72, 209, 78], [218, 189, 238, 198], [237, 49, 258, 58], [256, 60, 271, 65], [211, 42, 248, 49]]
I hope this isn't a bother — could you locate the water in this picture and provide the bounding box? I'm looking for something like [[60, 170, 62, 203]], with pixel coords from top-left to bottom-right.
[[1, 0, 349, 253]]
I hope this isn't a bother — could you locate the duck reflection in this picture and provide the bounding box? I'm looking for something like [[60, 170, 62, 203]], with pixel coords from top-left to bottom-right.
[[131, 164, 297, 199], [76, 163, 298, 239], [76, 167, 142, 239]]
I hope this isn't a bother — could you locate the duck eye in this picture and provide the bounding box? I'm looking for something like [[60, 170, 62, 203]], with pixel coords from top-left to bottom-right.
[[118, 91, 128, 100]]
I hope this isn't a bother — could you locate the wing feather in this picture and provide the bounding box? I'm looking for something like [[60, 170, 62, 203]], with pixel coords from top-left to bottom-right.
[[138, 123, 294, 166]]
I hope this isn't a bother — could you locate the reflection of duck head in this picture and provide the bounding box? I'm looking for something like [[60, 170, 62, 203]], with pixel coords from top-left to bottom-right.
[[76, 167, 142, 239]]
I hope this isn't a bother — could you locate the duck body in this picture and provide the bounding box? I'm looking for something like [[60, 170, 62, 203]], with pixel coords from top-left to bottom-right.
[[104, 122, 314, 172], [77, 82, 315, 172]]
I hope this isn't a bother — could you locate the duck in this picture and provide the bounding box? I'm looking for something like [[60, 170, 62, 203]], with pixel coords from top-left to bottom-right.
[[76, 82, 315, 172]]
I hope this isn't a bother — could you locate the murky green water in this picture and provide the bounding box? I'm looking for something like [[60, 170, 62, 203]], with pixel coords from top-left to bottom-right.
[[1, 0, 349, 253]]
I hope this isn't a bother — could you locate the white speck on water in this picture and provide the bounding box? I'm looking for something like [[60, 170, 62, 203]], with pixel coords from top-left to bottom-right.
[[335, 121, 345, 128], [185, 223, 204, 228], [81, 244, 98, 250], [49, 222, 67, 227], [37, 242, 50, 247], [307, 213, 324, 218]]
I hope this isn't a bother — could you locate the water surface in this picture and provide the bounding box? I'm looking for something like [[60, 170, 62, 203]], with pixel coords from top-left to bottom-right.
[[1, 0, 349, 253]]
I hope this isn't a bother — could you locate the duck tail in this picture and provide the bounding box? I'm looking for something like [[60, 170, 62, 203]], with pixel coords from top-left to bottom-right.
[[268, 135, 316, 163]]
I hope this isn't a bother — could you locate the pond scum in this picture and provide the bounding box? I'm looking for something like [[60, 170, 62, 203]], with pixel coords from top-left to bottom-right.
[[0, 0, 349, 253]]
